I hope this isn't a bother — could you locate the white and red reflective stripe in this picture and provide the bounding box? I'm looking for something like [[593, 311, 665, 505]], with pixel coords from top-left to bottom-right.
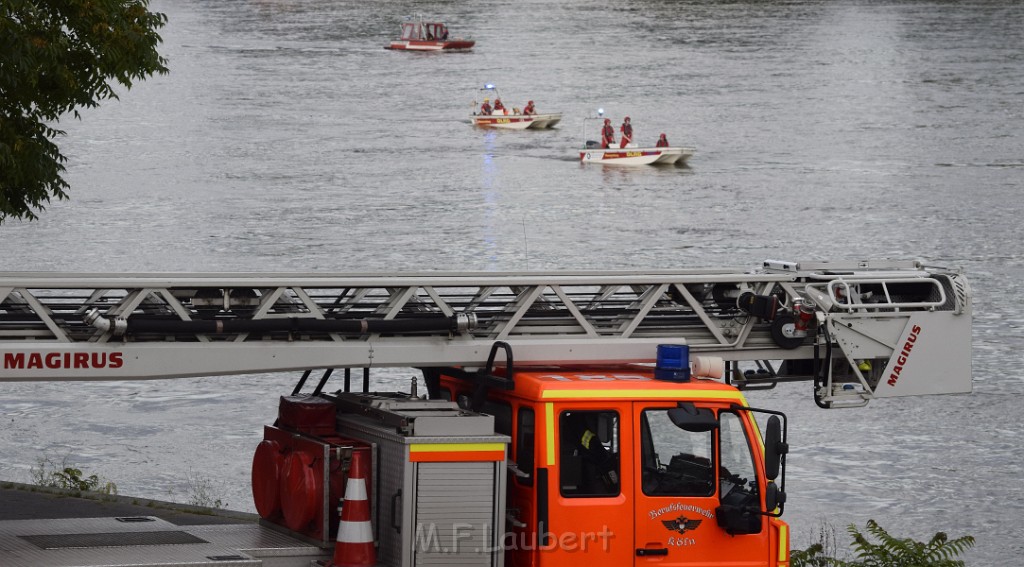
[[344, 477, 367, 500], [337, 519, 374, 544], [336, 475, 372, 543]]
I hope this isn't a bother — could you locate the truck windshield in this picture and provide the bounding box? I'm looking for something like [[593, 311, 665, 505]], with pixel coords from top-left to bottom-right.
[[639, 408, 763, 502], [640, 408, 715, 496], [718, 411, 760, 508]]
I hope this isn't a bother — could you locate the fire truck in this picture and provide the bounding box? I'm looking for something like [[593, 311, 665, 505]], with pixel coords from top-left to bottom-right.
[[0, 259, 972, 567]]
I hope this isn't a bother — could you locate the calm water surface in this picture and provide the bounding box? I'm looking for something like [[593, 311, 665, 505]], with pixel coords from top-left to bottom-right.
[[1, 1, 1022, 564]]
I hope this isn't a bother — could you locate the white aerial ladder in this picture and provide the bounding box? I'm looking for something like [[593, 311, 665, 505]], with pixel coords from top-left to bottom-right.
[[0, 259, 972, 408]]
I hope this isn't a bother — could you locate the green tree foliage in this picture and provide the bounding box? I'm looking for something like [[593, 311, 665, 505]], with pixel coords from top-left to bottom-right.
[[792, 519, 975, 567], [0, 0, 168, 223]]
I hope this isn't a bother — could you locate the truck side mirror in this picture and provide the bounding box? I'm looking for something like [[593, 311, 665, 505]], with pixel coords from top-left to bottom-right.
[[739, 406, 788, 518], [764, 481, 786, 512], [764, 415, 787, 480], [667, 402, 719, 432]]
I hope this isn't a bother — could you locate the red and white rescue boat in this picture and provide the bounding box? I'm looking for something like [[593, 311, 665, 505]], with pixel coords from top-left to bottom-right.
[[385, 20, 474, 51], [469, 84, 561, 129], [579, 143, 694, 165], [580, 112, 694, 165], [471, 112, 562, 130]]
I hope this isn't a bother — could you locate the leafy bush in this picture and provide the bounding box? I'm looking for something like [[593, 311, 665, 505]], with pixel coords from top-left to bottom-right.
[[183, 467, 226, 509], [844, 519, 975, 567], [792, 520, 974, 567], [31, 455, 117, 495], [791, 521, 844, 566]]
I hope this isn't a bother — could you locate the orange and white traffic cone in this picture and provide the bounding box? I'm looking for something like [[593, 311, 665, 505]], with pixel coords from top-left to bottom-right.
[[328, 449, 375, 567]]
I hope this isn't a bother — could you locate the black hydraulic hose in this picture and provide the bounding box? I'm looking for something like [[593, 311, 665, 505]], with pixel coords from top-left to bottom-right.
[[126, 315, 465, 335]]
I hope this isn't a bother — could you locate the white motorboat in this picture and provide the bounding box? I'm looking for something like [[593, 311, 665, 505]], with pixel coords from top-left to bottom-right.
[[471, 112, 562, 130], [579, 110, 694, 165], [579, 142, 694, 165], [470, 84, 561, 130]]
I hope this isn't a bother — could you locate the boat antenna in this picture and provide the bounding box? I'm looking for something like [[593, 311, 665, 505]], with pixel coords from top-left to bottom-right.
[[583, 107, 606, 148]]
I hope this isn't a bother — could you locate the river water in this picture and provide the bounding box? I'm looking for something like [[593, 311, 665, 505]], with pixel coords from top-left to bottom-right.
[[1, 0, 1022, 564]]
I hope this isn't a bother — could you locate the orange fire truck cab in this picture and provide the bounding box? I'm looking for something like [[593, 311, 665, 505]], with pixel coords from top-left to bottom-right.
[[431, 344, 790, 567]]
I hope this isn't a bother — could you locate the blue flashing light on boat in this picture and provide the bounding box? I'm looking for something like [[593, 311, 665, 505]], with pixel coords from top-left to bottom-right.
[[485, 83, 495, 90], [655, 344, 691, 382]]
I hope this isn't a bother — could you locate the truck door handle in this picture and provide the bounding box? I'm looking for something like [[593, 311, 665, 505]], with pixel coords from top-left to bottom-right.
[[391, 490, 402, 534], [636, 548, 669, 556], [506, 512, 527, 529]]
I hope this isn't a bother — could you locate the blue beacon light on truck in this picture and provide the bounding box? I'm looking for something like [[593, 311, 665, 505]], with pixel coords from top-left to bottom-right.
[[655, 344, 691, 382]]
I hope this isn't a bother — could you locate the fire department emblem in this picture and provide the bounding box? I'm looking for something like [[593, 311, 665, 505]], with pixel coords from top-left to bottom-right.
[[662, 514, 702, 534]]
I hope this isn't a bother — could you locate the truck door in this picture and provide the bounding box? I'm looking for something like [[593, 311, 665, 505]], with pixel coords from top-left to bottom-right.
[[633, 402, 772, 566], [506, 405, 537, 567], [542, 404, 634, 565]]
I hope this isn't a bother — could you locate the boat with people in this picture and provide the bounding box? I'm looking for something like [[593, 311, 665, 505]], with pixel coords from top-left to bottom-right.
[[385, 19, 474, 51], [470, 84, 562, 130], [579, 111, 694, 165], [579, 144, 694, 165]]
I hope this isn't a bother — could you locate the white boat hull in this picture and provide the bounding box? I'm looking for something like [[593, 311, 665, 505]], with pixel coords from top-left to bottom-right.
[[471, 113, 562, 130], [579, 146, 694, 166]]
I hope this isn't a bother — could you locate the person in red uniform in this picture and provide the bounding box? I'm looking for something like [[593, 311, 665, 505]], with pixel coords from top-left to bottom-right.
[[619, 116, 633, 149], [523, 100, 536, 115], [480, 99, 492, 115], [494, 98, 506, 114], [601, 118, 615, 149], [656, 133, 669, 147]]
